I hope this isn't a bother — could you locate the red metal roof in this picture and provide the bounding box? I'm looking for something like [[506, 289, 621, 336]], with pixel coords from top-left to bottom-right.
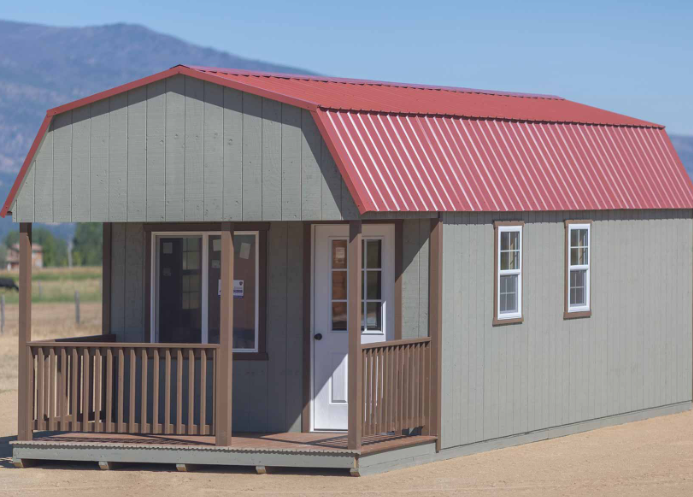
[[3, 64, 691, 217], [191, 66, 661, 128], [314, 111, 692, 212]]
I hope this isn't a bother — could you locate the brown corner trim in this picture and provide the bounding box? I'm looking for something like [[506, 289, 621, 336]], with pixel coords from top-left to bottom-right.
[[394, 220, 403, 341], [301, 223, 313, 433], [492, 220, 524, 326], [428, 217, 443, 452], [564, 220, 593, 320]]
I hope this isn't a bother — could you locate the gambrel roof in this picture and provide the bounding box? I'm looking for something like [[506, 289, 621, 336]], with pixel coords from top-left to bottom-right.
[[4, 64, 692, 217]]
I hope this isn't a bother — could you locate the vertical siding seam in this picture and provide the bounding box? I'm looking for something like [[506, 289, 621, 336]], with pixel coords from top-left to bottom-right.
[[125, 91, 129, 222], [87, 105, 92, 221], [280, 104, 283, 219], [183, 77, 187, 220], [69, 111, 73, 222], [144, 86, 148, 223], [50, 119, 54, 222], [163, 85, 167, 221], [221, 85, 224, 219], [202, 81, 206, 220], [260, 98, 264, 219]]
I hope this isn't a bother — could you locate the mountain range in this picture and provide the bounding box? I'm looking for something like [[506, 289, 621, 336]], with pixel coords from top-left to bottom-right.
[[1, 19, 691, 242]]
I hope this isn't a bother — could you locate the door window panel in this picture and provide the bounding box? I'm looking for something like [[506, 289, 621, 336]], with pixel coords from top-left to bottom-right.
[[157, 236, 202, 343]]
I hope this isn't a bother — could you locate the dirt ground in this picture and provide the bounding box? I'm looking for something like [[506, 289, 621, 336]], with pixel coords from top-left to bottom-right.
[[1, 304, 693, 495]]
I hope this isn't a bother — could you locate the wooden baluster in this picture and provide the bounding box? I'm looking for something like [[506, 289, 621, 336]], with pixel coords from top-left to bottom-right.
[[411, 344, 417, 430], [364, 350, 371, 437], [164, 349, 171, 434], [187, 349, 195, 435], [377, 346, 384, 434], [153, 348, 160, 434], [176, 349, 183, 434], [71, 348, 79, 431], [413, 344, 418, 429], [212, 349, 216, 435], [200, 349, 207, 435], [129, 348, 136, 433], [82, 348, 91, 432], [106, 348, 113, 432], [59, 348, 67, 430], [402, 345, 408, 431], [384, 347, 391, 432], [37, 347, 45, 430], [141, 348, 148, 433], [94, 349, 101, 432], [404, 345, 410, 430], [48, 348, 56, 430], [117, 348, 124, 433]]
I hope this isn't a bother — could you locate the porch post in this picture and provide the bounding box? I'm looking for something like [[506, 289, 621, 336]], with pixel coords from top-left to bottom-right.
[[216, 222, 234, 446], [347, 220, 363, 450], [428, 216, 443, 452], [17, 223, 33, 441]]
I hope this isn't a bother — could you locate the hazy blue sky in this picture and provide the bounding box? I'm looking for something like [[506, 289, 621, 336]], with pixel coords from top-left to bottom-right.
[[5, 1, 693, 134]]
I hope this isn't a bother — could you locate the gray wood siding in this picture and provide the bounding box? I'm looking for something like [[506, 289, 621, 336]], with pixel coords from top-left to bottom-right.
[[13, 76, 373, 222], [108, 220, 430, 432], [440, 210, 693, 449]]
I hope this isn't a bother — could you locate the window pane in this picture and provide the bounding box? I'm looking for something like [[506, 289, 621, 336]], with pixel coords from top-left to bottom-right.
[[501, 231, 519, 251], [364, 301, 382, 331], [365, 240, 382, 269], [365, 270, 382, 300], [501, 249, 520, 270], [208, 234, 258, 350], [499, 274, 518, 313], [158, 236, 202, 343], [332, 240, 347, 269], [332, 271, 347, 300], [578, 228, 588, 247], [569, 269, 587, 306], [571, 246, 588, 266], [332, 302, 347, 330]]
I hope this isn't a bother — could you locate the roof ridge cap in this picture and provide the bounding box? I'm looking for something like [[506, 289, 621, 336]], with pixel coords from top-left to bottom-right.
[[189, 66, 563, 100]]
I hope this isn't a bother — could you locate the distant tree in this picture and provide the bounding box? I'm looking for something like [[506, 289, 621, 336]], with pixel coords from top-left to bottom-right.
[[72, 223, 102, 266], [34, 228, 68, 267], [3, 228, 68, 267], [4, 231, 19, 249]]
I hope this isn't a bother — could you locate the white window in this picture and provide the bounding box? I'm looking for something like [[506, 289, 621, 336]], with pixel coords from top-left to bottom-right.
[[496, 224, 522, 321], [567, 223, 590, 313], [150, 231, 260, 352]]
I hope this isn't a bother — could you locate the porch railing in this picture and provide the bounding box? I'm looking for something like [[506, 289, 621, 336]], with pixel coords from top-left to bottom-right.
[[361, 337, 431, 436], [27, 341, 218, 436]]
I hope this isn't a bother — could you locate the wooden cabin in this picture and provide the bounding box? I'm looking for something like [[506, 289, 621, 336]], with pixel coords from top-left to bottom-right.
[[5, 65, 693, 476]]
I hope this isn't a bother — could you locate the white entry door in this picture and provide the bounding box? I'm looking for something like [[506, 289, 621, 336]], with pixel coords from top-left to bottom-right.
[[312, 224, 395, 431]]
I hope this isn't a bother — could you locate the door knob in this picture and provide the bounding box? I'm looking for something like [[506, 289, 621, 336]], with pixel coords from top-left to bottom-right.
[[314, 333, 323, 341]]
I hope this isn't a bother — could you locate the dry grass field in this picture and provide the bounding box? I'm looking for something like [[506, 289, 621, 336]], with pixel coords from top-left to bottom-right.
[[0, 286, 692, 494]]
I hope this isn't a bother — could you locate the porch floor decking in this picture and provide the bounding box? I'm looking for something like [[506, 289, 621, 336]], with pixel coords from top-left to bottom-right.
[[23, 432, 436, 456]]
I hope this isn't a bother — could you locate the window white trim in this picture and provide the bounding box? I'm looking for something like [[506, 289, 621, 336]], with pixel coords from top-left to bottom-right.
[[566, 223, 591, 313], [149, 231, 260, 352], [496, 224, 523, 321]]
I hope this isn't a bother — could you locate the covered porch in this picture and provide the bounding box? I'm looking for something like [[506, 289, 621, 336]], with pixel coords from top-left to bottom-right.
[[13, 219, 443, 475]]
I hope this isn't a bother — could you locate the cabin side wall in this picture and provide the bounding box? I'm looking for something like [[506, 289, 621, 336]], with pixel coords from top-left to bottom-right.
[[108, 220, 431, 432], [440, 210, 693, 450], [13, 75, 365, 223]]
